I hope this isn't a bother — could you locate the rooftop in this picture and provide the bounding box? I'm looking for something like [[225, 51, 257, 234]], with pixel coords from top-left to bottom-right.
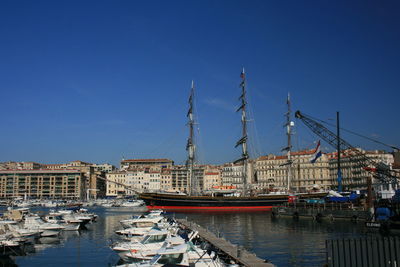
[[121, 158, 173, 163], [0, 169, 82, 174]]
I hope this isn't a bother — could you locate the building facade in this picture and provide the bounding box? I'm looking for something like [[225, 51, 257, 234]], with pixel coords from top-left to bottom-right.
[[221, 163, 244, 189], [105, 171, 127, 197], [328, 149, 395, 191], [160, 169, 172, 192], [255, 148, 395, 192], [120, 158, 174, 170], [203, 170, 221, 191], [256, 149, 331, 192], [0, 169, 85, 199]]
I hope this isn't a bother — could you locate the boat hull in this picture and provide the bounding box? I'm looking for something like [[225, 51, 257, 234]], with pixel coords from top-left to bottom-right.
[[139, 193, 289, 212]]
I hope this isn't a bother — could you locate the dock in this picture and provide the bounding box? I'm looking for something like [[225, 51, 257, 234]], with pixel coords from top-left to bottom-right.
[[271, 203, 371, 221], [176, 218, 274, 267]]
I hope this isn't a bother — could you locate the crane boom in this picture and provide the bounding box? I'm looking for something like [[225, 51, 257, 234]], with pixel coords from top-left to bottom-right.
[[295, 111, 353, 156], [295, 110, 397, 185]]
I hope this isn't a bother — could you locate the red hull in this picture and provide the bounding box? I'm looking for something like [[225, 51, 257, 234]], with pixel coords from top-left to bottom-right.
[[147, 205, 273, 212]]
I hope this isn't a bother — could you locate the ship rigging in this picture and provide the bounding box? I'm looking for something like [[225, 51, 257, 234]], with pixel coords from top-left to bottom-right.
[[235, 68, 250, 196]]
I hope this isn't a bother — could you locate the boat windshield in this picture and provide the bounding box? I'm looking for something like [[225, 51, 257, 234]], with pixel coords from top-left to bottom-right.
[[154, 253, 184, 265], [141, 234, 167, 244], [135, 222, 155, 228], [149, 254, 162, 265]]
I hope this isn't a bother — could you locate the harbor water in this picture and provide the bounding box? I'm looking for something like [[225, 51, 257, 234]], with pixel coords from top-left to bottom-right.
[[5, 207, 385, 267]]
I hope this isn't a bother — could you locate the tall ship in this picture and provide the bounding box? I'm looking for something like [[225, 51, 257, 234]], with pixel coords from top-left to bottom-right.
[[139, 71, 292, 211]]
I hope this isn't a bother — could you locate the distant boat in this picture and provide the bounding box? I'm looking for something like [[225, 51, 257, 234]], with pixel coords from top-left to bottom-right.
[[120, 200, 144, 207]]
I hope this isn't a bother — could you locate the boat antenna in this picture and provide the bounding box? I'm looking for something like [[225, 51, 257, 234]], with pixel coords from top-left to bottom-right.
[[186, 80, 197, 196], [235, 68, 249, 196]]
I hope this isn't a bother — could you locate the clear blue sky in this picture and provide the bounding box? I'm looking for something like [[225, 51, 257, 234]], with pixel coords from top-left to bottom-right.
[[1, 1, 399, 166]]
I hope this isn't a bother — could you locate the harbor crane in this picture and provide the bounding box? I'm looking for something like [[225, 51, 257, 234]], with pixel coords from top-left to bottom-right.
[[295, 110, 399, 208]]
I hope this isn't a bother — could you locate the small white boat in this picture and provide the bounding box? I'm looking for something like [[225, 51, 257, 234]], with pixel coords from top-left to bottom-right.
[[121, 200, 144, 207], [0, 221, 42, 240], [24, 216, 65, 237], [44, 214, 81, 231], [116, 242, 226, 267], [120, 214, 165, 229], [112, 229, 185, 261]]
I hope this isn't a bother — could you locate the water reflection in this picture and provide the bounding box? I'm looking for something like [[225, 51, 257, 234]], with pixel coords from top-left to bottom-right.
[[171, 211, 382, 267], [0, 256, 18, 267], [8, 207, 387, 267]]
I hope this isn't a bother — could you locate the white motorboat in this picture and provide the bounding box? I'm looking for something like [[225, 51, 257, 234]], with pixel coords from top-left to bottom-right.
[[0, 220, 42, 240], [44, 214, 81, 231], [112, 229, 185, 261], [121, 200, 144, 207], [116, 242, 226, 267], [24, 216, 65, 237], [120, 214, 166, 229]]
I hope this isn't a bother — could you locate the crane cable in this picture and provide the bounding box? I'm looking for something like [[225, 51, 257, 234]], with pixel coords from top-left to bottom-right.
[[301, 112, 400, 151]]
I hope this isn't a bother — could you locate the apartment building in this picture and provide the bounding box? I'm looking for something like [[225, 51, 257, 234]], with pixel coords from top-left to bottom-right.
[[221, 163, 244, 188], [170, 165, 204, 193], [105, 171, 127, 197], [160, 168, 172, 192], [328, 149, 394, 191], [92, 163, 116, 173], [203, 166, 222, 191], [0, 169, 85, 199], [255, 148, 394, 192], [120, 158, 173, 170], [44, 161, 106, 199]]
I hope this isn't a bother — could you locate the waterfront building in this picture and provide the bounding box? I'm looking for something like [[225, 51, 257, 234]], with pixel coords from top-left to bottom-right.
[[203, 167, 222, 191], [106, 171, 127, 197], [0, 169, 86, 199], [125, 169, 161, 193], [125, 170, 144, 194], [328, 149, 394, 191], [0, 161, 42, 170], [221, 163, 244, 189], [92, 163, 116, 173], [148, 170, 161, 192], [160, 168, 172, 192], [255, 149, 331, 192], [171, 165, 204, 193], [120, 158, 174, 170], [44, 160, 106, 199], [255, 147, 394, 192], [220, 161, 256, 191], [42, 163, 68, 170], [171, 165, 188, 193], [107, 168, 164, 196], [0, 160, 115, 199]]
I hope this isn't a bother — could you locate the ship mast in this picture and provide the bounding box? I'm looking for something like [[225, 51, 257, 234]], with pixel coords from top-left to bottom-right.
[[235, 68, 249, 196], [285, 93, 293, 192], [186, 81, 197, 196]]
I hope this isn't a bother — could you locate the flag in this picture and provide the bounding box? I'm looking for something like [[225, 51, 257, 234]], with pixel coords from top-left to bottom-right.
[[240, 68, 245, 79], [310, 141, 322, 163]]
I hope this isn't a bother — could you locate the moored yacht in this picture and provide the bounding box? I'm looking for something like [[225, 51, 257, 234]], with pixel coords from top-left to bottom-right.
[[24, 215, 65, 237]]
